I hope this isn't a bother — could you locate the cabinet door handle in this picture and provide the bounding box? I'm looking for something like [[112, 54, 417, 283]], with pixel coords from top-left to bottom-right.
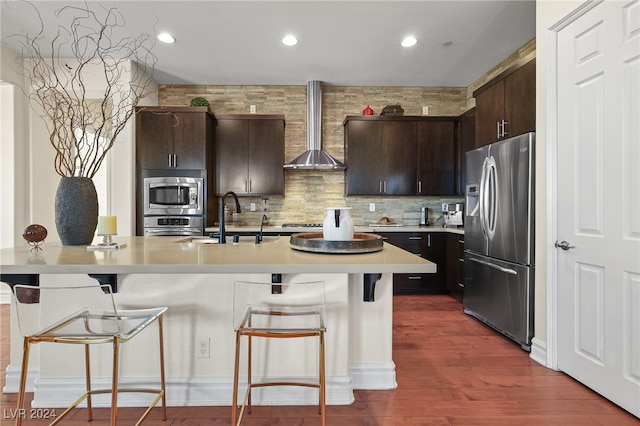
[[249, 181, 252, 193], [497, 120, 510, 138], [418, 180, 422, 194], [379, 181, 383, 193], [383, 181, 387, 193], [408, 276, 422, 280], [427, 234, 431, 247], [168, 154, 172, 168], [497, 121, 501, 139], [409, 236, 422, 240]]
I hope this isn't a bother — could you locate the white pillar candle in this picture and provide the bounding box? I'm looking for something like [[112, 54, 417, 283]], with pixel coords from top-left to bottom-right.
[[97, 216, 117, 235]]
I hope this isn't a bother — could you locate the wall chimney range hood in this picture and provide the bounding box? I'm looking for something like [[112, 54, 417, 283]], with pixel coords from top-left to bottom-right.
[[284, 81, 346, 170]]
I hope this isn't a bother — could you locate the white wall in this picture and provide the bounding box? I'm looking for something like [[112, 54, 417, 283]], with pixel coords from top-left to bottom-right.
[[0, 45, 29, 249]]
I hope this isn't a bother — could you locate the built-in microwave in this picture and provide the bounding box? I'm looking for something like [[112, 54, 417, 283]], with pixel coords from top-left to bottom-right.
[[143, 176, 204, 216]]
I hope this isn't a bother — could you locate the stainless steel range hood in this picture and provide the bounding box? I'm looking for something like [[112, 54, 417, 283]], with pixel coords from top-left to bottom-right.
[[284, 81, 346, 170]]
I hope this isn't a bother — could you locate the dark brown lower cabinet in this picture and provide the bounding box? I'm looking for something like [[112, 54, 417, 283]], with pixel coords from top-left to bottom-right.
[[381, 232, 448, 294], [447, 233, 465, 300]]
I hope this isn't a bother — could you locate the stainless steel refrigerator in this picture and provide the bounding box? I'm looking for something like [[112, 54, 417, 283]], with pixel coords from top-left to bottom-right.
[[464, 132, 535, 351]]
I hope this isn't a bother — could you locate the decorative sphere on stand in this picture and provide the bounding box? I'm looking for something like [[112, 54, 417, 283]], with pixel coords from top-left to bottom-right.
[[23, 224, 47, 249]]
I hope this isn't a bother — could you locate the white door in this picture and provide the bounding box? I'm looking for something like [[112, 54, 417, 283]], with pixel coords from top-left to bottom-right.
[[556, 0, 640, 417]]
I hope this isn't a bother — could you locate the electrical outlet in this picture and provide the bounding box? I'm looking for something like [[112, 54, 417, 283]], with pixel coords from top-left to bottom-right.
[[422, 106, 429, 115], [250, 105, 257, 114], [250, 203, 256, 211], [197, 337, 210, 359], [369, 203, 376, 212]]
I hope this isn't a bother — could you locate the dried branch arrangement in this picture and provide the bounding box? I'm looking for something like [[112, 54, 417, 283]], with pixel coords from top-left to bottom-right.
[[7, 2, 157, 177]]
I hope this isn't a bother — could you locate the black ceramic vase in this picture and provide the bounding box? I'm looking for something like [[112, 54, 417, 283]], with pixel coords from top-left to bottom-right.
[[54, 177, 99, 246]]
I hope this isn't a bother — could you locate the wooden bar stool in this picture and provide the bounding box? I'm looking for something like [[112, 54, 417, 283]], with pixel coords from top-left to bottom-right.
[[11, 283, 167, 426], [231, 279, 326, 426]]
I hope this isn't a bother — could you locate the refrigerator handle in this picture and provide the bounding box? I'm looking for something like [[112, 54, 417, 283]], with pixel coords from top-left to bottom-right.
[[479, 158, 489, 237], [468, 257, 517, 275], [487, 157, 498, 238]]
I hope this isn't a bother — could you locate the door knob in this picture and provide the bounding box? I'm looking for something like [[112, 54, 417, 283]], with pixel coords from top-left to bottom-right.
[[555, 240, 575, 251]]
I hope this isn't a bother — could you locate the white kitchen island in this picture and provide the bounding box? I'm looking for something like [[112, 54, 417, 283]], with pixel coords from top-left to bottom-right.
[[0, 235, 435, 408]]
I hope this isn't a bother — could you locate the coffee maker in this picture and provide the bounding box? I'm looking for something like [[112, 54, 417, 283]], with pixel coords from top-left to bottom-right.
[[442, 203, 464, 228]]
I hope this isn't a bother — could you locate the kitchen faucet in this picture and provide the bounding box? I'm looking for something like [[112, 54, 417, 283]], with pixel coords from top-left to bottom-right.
[[258, 214, 268, 243], [218, 191, 241, 244]]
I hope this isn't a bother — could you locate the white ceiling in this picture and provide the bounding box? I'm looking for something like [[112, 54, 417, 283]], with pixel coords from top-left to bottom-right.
[[1, 0, 536, 87]]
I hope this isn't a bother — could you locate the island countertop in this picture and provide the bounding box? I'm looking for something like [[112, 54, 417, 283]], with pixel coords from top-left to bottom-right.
[[0, 235, 436, 275]]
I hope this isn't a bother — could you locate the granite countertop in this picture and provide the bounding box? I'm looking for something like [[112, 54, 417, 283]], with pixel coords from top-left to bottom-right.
[[0, 235, 436, 275]]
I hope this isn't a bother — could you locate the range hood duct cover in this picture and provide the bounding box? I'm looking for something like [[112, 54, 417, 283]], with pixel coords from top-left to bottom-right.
[[284, 80, 346, 170]]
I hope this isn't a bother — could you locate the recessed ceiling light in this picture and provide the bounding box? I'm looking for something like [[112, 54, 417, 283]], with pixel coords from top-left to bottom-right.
[[443, 41, 454, 47], [157, 32, 176, 44], [282, 34, 298, 46], [401, 36, 417, 48]]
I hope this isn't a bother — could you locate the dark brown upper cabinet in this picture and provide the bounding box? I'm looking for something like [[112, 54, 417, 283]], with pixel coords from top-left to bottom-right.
[[474, 58, 536, 147], [344, 116, 457, 196], [135, 106, 214, 170], [344, 117, 417, 196], [215, 115, 285, 196], [417, 119, 456, 195]]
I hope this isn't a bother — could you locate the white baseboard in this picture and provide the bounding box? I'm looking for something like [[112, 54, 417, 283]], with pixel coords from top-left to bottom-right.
[[529, 337, 547, 367], [29, 376, 354, 408], [349, 362, 397, 390], [5, 367, 384, 407], [3, 362, 397, 407], [3, 364, 38, 393]]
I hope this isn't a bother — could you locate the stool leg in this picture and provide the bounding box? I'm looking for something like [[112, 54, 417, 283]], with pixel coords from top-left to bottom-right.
[[320, 331, 326, 426], [111, 338, 120, 426], [232, 330, 241, 426], [158, 315, 167, 421], [15, 337, 30, 426], [84, 344, 93, 421], [247, 334, 252, 414]]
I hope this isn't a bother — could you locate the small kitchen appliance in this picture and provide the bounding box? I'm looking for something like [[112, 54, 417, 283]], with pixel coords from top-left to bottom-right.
[[419, 207, 429, 226], [442, 203, 464, 228], [142, 174, 205, 236]]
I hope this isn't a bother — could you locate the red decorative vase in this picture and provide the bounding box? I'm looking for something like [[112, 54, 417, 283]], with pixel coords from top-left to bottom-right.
[[362, 105, 374, 116]]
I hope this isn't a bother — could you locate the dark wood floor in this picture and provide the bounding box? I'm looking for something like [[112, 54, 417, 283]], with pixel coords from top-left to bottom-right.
[[1, 295, 637, 425]]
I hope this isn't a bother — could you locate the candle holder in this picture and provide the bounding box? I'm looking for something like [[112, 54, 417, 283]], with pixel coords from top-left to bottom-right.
[[87, 232, 122, 250], [98, 233, 118, 247], [87, 216, 124, 251]]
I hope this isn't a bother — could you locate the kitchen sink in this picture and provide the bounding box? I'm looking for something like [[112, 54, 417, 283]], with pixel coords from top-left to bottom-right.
[[175, 235, 280, 244]]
